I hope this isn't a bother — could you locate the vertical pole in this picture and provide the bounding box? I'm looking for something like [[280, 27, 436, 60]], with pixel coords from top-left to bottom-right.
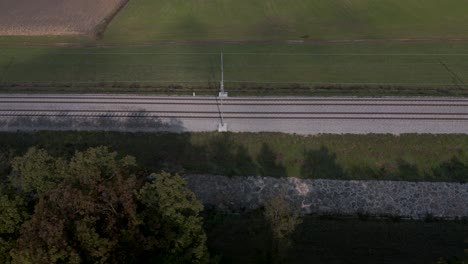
[[217, 52, 228, 132], [220, 53, 224, 124], [220, 96, 224, 125], [220, 52, 224, 95]]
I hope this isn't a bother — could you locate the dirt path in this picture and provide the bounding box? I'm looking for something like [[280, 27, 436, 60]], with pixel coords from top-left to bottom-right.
[[0, 0, 127, 37]]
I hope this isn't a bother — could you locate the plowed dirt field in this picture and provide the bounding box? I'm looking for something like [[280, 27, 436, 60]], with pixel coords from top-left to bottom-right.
[[0, 0, 126, 36]]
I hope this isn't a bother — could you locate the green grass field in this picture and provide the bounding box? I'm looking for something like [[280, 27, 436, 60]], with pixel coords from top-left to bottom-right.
[[104, 0, 468, 42], [0, 132, 466, 182], [1, 42, 468, 95], [1, 0, 468, 95]]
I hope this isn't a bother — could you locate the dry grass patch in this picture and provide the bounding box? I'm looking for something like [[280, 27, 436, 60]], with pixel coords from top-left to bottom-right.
[[0, 0, 127, 36]]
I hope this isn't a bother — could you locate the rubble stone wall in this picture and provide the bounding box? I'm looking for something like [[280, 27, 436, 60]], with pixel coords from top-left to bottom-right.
[[184, 175, 468, 219]]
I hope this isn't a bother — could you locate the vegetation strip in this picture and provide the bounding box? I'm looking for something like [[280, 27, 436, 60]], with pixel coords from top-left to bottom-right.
[[0, 131, 466, 182], [0, 146, 466, 263]]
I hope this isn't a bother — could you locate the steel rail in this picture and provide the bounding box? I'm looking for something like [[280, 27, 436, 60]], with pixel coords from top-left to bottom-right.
[[0, 101, 467, 107], [0, 109, 467, 116], [1, 95, 468, 102], [2, 113, 468, 121]]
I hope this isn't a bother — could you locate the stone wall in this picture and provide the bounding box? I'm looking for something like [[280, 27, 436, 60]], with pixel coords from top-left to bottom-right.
[[183, 175, 468, 220]]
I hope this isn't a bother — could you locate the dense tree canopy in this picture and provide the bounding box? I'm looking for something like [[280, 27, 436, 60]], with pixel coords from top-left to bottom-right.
[[0, 147, 210, 264], [0, 187, 27, 264]]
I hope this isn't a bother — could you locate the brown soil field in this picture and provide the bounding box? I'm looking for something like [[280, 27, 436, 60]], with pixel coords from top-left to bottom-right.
[[0, 0, 127, 36]]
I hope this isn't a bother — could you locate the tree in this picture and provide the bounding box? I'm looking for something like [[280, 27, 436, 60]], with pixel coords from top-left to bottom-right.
[[0, 187, 27, 264], [263, 191, 302, 263], [137, 172, 210, 263], [10, 147, 66, 196], [8, 147, 211, 264], [11, 147, 139, 264]]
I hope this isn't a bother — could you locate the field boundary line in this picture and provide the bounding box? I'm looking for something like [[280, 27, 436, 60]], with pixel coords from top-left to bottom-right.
[[3, 38, 468, 48]]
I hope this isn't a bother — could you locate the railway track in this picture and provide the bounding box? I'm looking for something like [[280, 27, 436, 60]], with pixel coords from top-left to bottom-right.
[[1, 95, 468, 102], [1, 95, 468, 107], [0, 94, 467, 134], [0, 110, 467, 121]]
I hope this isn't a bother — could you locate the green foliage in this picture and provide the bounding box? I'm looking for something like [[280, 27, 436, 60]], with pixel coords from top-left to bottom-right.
[[0, 239, 14, 264], [11, 147, 140, 264], [264, 192, 302, 242], [0, 193, 25, 235], [5, 147, 210, 264], [138, 172, 209, 263], [263, 191, 302, 263], [0, 150, 13, 179], [0, 188, 27, 264], [68, 146, 136, 181], [10, 147, 66, 196]]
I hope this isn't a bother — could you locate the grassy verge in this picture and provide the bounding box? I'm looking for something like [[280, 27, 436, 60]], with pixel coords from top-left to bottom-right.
[[1, 42, 468, 96], [0, 131, 466, 182]]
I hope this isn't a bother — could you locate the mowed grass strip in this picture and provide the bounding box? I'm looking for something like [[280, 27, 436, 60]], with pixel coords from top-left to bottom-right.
[[104, 0, 468, 42], [1, 42, 468, 95], [0, 132, 466, 182], [1, 0, 468, 95]]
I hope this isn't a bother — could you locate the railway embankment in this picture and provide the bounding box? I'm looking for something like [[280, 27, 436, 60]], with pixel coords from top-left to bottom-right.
[[184, 175, 468, 220]]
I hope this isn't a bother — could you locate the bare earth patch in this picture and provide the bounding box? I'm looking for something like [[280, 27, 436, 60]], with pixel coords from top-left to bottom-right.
[[0, 0, 127, 36]]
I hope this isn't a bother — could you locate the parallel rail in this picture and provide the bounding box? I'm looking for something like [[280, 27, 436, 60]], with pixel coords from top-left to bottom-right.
[[0, 101, 468, 107], [1, 95, 468, 102], [0, 95, 467, 121], [1, 111, 468, 121]]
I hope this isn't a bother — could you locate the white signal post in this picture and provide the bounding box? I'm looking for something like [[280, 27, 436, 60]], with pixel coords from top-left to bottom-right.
[[219, 52, 228, 97], [217, 52, 228, 132]]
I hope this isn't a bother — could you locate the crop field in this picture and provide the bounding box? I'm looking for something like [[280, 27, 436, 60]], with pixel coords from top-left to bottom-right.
[[0, 0, 126, 36], [105, 0, 468, 42], [1, 0, 468, 95], [1, 42, 468, 95]]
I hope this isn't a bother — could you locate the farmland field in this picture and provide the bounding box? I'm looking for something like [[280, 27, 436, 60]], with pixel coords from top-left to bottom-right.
[[2, 42, 468, 96], [0, 0, 126, 36], [1, 0, 468, 95], [104, 0, 468, 43]]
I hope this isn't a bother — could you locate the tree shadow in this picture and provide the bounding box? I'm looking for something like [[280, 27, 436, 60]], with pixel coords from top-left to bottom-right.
[[394, 159, 420, 181], [256, 143, 286, 178], [348, 157, 468, 183], [432, 156, 468, 183], [192, 133, 257, 176], [300, 146, 346, 179], [0, 111, 192, 175], [0, 110, 186, 133], [0, 42, 221, 95], [348, 165, 386, 180]]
